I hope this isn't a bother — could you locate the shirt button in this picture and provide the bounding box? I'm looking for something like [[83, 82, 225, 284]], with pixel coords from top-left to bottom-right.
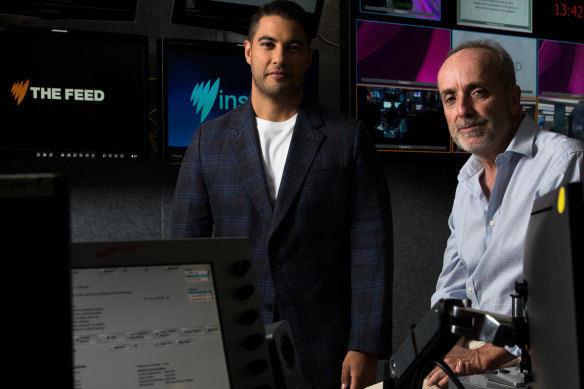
[[467, 286, 473, 293], [264, 302, 274, 312], [489, 220, 496, 226]]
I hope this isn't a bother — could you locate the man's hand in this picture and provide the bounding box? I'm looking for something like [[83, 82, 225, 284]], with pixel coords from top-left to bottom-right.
[[340, 350, 378, 389], [425, 342, 516, 388]]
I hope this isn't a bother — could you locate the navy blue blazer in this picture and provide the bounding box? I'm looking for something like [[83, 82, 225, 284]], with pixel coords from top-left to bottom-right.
[[171, 97, 393, 388]]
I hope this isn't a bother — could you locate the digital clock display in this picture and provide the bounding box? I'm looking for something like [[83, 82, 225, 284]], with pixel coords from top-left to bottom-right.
[[554, 2, 584, 18]]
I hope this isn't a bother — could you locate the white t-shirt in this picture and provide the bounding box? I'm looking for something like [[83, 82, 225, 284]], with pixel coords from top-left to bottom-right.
[[256, 114, 297, 203]]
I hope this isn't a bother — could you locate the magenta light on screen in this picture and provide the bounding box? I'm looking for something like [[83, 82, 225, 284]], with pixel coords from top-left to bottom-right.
[[538, 40, 584, 97], [356, 20, 450, 88]]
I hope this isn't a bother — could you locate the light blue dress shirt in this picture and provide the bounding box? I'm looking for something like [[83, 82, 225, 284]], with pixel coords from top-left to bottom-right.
[[432, 116, 584, 318]]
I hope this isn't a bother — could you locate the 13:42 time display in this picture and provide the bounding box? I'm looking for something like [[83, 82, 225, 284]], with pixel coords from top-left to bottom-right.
[[554, 2, 584, 18]]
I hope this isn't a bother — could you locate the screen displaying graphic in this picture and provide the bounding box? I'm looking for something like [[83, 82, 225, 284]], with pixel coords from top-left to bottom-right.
[[171, 0, 324, 37], [1, 27, 148, 160], [452, 30, 538, 96], [356, 20, 451, 89], [162, 41, 250, 161], [160, 38, 318, 162], [537, 97, 584, 142], [360, 0, 441, 21], [72, 263, 230, 389], [457, 0, 533, 33], [357, 85, 451, 152], [538, 39, 584, 98]]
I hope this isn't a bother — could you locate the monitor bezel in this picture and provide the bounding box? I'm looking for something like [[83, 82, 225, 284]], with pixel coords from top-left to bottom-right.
[[1, 26, 150, 161]]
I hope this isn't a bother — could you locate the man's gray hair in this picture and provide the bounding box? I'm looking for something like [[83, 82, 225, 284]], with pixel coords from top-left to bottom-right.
[[448, 39, 517, 91]]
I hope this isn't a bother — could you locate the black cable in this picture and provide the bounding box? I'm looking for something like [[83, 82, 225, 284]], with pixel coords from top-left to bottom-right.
[[432, 359, 465, 389]]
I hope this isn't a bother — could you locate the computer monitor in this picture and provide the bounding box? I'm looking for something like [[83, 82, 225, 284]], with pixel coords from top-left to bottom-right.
[[1, 26, 149, 161], [0, 0, 137, 21], [71, 238, 276, 389], [538, 39, 584, 98], [170, 0, 324, 37], [523, 182, 584, 389], [158, 38, 319, 162]]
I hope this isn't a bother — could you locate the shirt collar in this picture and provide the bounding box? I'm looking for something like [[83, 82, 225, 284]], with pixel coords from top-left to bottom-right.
[[505, 115, 536, 158], [458, 115, 537, 181]]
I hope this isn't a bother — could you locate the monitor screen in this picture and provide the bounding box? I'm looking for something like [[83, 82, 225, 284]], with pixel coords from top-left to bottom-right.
[[71, 238, 276, 389], [159, 38, 319, 162], [360, 0, 441, 21], [357, 85, 451, 152], [1, 26, 149, 160], [452, 30, 538, 96], [457, 0, 533, 33], [0, 0, 137, 21], [356, 20, 451, 89], [171, 0, 324, 37], [538, 39, 584, 98], [523, 182, 584, 388]]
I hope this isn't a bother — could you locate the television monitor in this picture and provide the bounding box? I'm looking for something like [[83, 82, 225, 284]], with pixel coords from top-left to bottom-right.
[[523, 182, 584, 389], [538, 39, 584, 98], [360, 0, 441, 21], [457, 0, 533, 33], [452, 30, 538, 96], [170, 0, 324, 37], [1, 26, 149, 160], [71, 238, 276, 389], [536, 97, 584, 142], [355, 20, 451, 89], [159, 37, 319, 162], [0, 0, 137, 21], [356, 85, 451, 152]]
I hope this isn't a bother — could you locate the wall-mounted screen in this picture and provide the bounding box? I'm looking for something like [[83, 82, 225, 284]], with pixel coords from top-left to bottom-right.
[[452, 30, 538, 96], [1, 26, 149, 160], [356, 20, 451, 89], [343, 0, 583, 156], [360, 0, 441, 21], [357, 85, 450, 152], [457, 0, 533, 33], [537, 97, 584, 142], [538, 39, 584, 98], [171, 0, 324, 37], [0, 0, 137, 21], [159, 38, 319, 162]]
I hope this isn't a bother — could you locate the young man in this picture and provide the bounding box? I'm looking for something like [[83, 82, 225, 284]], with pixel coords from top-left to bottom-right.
[[171, 1, 394, 388], [426, 40, 583, 387]]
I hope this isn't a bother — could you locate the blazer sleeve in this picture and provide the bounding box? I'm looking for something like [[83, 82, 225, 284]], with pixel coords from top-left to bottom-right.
[[347, 120, 394, 357], [170, 128, 214, 238]]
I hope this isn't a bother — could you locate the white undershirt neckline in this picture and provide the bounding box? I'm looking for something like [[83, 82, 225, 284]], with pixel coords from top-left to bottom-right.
[[255, 114, 297, 204]]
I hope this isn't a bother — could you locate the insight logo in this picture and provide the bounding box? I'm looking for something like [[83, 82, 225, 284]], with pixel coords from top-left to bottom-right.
[[190, 77, 248, 123]]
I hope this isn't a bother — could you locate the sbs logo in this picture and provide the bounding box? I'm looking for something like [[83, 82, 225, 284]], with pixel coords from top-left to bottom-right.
[[190, 77, 248, 123], [11, 80, 30, 106]]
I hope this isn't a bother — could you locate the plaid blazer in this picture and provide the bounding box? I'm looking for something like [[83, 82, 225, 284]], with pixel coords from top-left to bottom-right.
[[171, 97, 393, 388]]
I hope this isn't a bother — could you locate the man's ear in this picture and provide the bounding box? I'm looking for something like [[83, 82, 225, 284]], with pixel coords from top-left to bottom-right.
[[510, 84, 522, 115], [244, 40, 252, 65]]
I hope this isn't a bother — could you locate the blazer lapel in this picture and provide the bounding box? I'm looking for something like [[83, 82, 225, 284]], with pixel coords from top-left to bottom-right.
[[231, 102, 274, 222], [270, 102, 325, 235]]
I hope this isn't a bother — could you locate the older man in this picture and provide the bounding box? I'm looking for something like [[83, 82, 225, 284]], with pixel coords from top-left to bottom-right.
[[426, 40, 583, 388]]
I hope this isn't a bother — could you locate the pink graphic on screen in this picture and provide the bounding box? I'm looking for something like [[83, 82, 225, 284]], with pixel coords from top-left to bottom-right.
[[538, 40, 584, 97], [356, 20, 450, 87]]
